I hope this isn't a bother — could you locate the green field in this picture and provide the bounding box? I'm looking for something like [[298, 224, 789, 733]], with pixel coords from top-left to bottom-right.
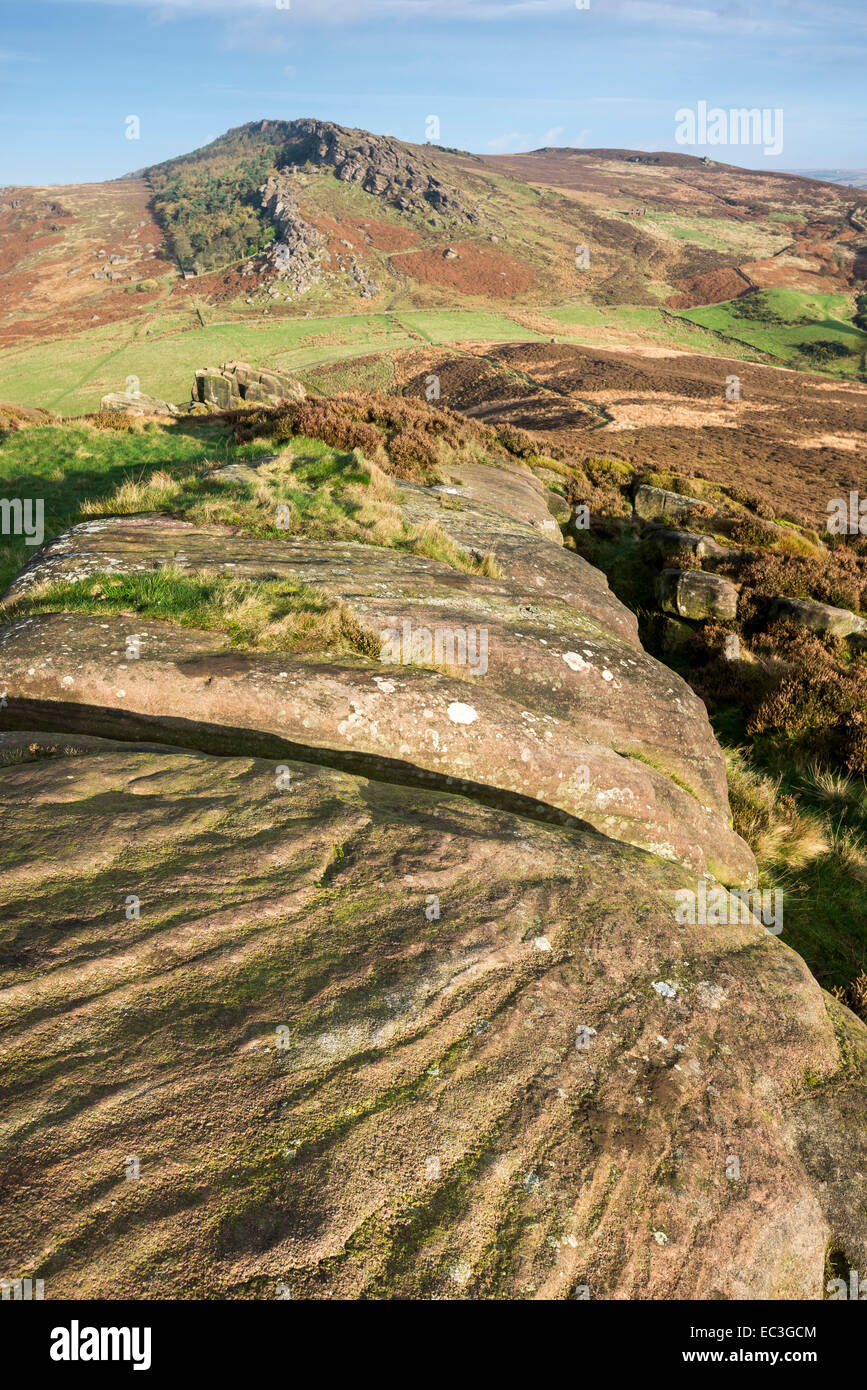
[[396, 310, 545, 345], [0, 313, 417, 416], [0, 419, 276, 593], [0, 309, 547, 416], [545, 302, 749, 354], [673, 288, 867, 373], [0, 284, 863, 418]]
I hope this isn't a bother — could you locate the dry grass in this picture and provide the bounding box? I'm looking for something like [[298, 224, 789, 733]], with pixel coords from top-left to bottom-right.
[[833, 970, 867, 1017], [726, 749, 830, 867], [0, 568, 381, 661], [723, 743, 867, 1018], [798, 762, 866, 811], [754, 813, 831, 869], [408, 519, 501, 577], [81, 468, 187, 516], [0, 741, 85, 767], [79, 442, 502, 579]]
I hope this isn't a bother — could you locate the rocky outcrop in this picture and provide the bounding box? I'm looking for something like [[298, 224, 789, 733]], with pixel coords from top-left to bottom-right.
[[658, 569, 739, 622], [2, 445, 866, 1300], [259, 176, 330, 295], [246, 121, 479, 299], [0, 729, 863, 1299], [346, 253, 380, 300], [643, 526, 733, 564], [633, 484, 714, 525], [0, 602, 752, 886], [0, 457, 756, 886], [192, 361, 306, 411], [277, 119, 480, 226], [769, 595, 867, 648]]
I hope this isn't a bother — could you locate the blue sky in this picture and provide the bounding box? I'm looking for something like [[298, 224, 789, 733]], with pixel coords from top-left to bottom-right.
[[1, 0, 865, 185]]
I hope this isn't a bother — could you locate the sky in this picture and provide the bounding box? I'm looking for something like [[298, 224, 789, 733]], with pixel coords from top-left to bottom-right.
[[1, 0, 865, 186]]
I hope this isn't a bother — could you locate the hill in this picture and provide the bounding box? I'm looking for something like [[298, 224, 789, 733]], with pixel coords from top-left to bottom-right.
[[0, 120, 866, 415], [1, 121, 867, 1297], [792, 169, 867, 191]]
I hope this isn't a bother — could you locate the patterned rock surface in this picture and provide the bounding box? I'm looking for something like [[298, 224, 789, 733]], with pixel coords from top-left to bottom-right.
[[0, 733, 863, 1299]]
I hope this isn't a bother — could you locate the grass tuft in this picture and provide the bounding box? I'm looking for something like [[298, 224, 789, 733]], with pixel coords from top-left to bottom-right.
[[0, 568, 380, 660]]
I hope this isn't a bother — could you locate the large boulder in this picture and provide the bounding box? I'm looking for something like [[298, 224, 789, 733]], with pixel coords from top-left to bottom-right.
[[658, 569, 739, 622], [643, 526, 733, 564], [0, 603, 753, 887], [769, 595, 867, 648], [634, 484, 714, 525], [0, 730, 863, 1299], [193, 369, 238, 411], [0, 456, 756, 886], [192, 362, 306, 411]]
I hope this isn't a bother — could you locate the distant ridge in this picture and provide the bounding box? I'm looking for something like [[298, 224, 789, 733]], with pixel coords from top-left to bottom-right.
[[789, 168, 867, 190]]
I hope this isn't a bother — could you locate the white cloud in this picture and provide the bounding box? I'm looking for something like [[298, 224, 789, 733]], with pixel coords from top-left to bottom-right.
[[488, 124, 590, 151], [487, 131, 534, 151], [38, 0, 867, 37], [47, 0, 579, 15], [588, 96, 672, 105], [610, 1, 791, 35], [220, 16, 291, 51]]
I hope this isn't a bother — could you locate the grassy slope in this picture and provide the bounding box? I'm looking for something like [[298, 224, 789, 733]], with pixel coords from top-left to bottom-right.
[[0, 402, 507, 596], [3, 134, 865, 411], [0, 311, 548, 415], [7, 291, 862, 416], [673, 288, 867, 374], [0, 420, 271, 593]]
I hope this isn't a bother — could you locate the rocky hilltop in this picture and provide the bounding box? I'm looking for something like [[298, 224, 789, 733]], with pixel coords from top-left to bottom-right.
[[0, 393, 865, 1300], [271, 118, 481, 225], [3, 120, 866, 376], [245, 120, 477, 298], [259, 174, 330, 295]]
